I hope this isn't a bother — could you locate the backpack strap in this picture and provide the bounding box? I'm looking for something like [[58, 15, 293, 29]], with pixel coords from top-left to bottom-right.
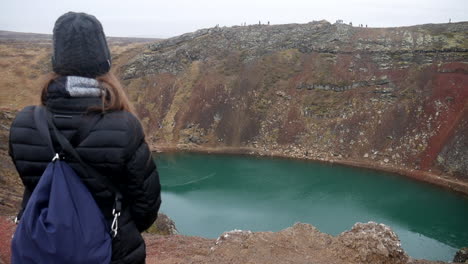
[[69, 112, 102, 147], [16, 107, 55, 223], [34, 106, 123, 236], [34, 106, 118, 191], [33, 107, 101, 153], [33, 106, 55, 158]]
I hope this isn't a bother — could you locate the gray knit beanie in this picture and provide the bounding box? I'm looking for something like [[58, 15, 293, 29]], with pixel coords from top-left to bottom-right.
[[52, 12, 111, 77]]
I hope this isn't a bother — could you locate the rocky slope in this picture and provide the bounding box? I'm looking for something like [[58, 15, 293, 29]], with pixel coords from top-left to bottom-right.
[[0, 216, 447, 264], [120, 21, 468, 191], [0, 110, 21, 215]]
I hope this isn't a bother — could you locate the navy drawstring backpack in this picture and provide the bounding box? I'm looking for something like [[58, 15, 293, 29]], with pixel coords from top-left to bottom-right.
[[11, 106, 122, 264]]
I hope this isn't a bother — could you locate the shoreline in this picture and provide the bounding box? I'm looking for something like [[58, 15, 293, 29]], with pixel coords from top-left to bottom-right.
[[151, 143, 468, 197]]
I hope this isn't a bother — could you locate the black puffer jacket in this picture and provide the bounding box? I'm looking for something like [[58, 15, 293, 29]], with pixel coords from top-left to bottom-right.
[[9, 76, 161, 264]]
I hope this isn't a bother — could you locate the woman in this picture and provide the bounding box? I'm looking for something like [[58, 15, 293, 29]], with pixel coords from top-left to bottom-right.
[[8, 12, 161, 264]]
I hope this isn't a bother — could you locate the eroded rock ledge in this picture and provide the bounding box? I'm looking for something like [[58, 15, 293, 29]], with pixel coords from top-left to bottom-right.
[[0, 216, 448, 264], [144, 221, 454, 264]]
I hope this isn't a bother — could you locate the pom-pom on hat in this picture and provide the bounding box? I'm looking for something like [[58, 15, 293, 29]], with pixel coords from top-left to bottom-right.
[[52, 12, 111, 77]]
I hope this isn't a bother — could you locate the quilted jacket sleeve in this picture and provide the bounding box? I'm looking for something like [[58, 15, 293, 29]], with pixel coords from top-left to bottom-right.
[[124, 114, 161, 232]]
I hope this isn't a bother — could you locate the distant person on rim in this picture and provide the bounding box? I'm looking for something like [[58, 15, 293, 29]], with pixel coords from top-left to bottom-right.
[[9, 12, 161, 264]]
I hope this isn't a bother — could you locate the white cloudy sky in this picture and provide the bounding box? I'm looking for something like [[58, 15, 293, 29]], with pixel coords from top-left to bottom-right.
[[1, 0, 467, 38]]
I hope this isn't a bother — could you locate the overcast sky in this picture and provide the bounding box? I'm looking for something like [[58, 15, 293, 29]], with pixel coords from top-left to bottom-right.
[[1, 0, 467, 38]]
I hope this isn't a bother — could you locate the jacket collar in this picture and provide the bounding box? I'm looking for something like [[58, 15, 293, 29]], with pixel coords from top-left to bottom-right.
[[45, 76, 103, 113]]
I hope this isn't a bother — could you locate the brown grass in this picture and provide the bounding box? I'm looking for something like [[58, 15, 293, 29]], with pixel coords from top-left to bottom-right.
[[0, 40, 148, 110]]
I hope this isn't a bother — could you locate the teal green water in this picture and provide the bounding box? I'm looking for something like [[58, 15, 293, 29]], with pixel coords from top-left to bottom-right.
[[155, 152, 468, 261]]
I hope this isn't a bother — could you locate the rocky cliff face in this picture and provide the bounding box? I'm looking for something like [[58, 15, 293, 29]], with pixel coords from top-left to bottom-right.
[[121, 21, 468, 182]]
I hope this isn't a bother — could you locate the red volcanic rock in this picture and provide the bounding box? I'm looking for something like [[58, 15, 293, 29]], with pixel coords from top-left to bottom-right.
[[123, 22, 468, 192], [0, 217, 15, 264]]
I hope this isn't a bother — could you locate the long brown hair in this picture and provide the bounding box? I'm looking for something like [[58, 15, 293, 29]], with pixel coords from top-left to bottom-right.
[[40, 72, 136, 115]]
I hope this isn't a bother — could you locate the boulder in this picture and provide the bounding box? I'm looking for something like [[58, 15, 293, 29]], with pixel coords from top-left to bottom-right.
[[453, 247, 468, 263], [146, 213, 178, 235], [337, 221, 408, 264]]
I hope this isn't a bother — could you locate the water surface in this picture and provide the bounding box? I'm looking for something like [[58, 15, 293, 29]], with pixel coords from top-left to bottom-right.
[[156, 152, 468, 261]]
